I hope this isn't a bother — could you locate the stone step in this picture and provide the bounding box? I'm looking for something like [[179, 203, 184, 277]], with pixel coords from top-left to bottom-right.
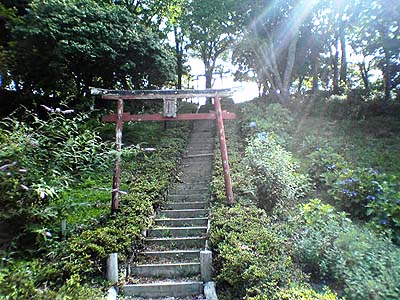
[[172, 183, 209, 190], [181, 162, 213, 169], [130, 262, 200, 278], [189, 138, 214, 143], [186, 147, 213, 152], [184, 153, 214, 159], [140, 250, 201, 263], [158, 209, 209, 218], [154, 217, 208, 227], [165, 201, 208, 210], [190, 132, 215, 137], [122, 281, 203, 298], [148, 227, 207, 238], [167, 194, 208, 202], [168, 188, 208, 195], [181, 158, 214, 164], [145, 236, 206, 249]]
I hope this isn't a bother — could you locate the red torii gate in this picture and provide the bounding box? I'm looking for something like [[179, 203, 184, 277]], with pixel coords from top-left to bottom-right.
[[91, 88, 236, 213]]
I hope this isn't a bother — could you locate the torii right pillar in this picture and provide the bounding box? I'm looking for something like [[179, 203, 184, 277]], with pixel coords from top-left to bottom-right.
[[214, 97, 234, 205]]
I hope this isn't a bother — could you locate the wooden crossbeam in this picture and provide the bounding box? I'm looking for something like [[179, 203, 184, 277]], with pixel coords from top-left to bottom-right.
[[90, 87, 234, 100], [102, 111, 236, 123]]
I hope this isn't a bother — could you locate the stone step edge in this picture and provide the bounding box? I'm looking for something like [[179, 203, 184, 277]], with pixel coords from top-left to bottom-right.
[[149, 226, 208, 231], [159, 209, 209, 213], [141, 249, 201, 255], [131, 262, 200, 268], [145, 236, 206, 242], [154, 217, 208, 222], [122, 281, 203, 297]]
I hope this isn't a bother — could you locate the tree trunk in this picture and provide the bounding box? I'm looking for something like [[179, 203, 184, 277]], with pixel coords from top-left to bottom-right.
[[382, 59, 391, 102], [205, 69, 213, 104], [297, 76, 304, 94], [358, 62, 370, 94], [279, 33, 298, 103], [339, 27, 347, 86], [332, 35, 340, 94], [174, 26, 183, 90], [311, 52, 319, 93]]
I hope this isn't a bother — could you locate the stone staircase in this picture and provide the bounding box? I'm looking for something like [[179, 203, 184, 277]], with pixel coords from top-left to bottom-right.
[[123, 120, 215, 299]]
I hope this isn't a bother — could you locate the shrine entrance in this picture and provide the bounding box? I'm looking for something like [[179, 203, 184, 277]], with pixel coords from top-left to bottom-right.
[[91, 88, 236, 213]]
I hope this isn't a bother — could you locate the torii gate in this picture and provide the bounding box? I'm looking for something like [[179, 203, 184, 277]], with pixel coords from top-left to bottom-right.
[[91, 88, 236, 214]]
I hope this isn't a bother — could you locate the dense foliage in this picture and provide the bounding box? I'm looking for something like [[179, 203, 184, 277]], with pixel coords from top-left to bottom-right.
[[210, 99, 400, 299], [0, 104, 191, 298]]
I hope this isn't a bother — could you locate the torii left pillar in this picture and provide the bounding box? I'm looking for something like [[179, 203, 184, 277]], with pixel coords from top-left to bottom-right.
[[111, 97, 123, 214]]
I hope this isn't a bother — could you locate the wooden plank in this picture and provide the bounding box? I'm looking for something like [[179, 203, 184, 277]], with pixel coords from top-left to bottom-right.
[[102, 112, 236, 123], [90, 87, 234, 100]]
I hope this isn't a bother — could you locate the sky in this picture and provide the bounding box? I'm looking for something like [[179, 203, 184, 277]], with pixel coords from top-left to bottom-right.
[[187, 57, 259, 105]]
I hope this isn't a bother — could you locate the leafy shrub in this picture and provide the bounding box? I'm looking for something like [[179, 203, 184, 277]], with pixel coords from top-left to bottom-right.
[[0, 259, 105, 300], [306, 147, 349, 185], [0, 109, 112, 252], [247, 285, 340, 300], [326, 167, 386, 218], [210, 205, 304, 300], [295, 199, 400, 300], [244, 137, 311, 211], [241, 102, 294, 147], [365, 176, 400, 243]]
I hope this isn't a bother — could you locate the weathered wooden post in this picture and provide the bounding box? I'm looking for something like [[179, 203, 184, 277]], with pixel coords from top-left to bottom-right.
[[214, 97, 234, 205], [111, 98, 124, 214]]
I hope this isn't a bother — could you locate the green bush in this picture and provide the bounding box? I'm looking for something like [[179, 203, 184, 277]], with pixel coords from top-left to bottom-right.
[[295, 199, 400, 300], [244, 137, 311, 212], [326, 167, 386, 218], [241, 102, 294, 147], [247, 285, 340, 300], [0, 109, 112, 252], [306, 147, 349, 185], [210, 205, 304, 300]]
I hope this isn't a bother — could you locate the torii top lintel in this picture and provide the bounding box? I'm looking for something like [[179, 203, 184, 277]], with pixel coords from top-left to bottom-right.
[[90, 87, 234, 100]]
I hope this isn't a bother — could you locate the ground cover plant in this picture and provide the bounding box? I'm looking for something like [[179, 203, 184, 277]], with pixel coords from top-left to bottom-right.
[[0, 104, 191, 299]]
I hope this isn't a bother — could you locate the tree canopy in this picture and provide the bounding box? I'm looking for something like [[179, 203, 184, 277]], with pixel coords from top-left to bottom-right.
[[0, 0, 399, 106]]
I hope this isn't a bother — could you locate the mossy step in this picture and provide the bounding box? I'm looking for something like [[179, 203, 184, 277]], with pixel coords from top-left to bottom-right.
[[129, 262, 200, 278], [145, 236, 206, 249], [148, 226, 207, 238], [154, 217, 208, 227], [122, 280, 203, 298], [158, 209, 209, 218], [167, 194, 208, 202]]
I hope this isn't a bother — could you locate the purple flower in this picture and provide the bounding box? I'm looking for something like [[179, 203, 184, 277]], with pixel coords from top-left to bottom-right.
[[327, 164, 336, 171], [342, 189, 349, 194], [249, 121, 257, 128], [366, 195, 376, 201], [45, 231, 52, 237], [350, 191, 358, 197], [376, 187, 383, 193], [342, 169, 349, 174], [372, 169, 380, 175], [257, 132, 267, 141], [379, 219, 389, 226]]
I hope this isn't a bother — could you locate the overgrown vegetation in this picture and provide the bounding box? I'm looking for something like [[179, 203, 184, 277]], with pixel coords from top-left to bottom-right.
[[0, 104, 191, 299], [210, 98, 400, 299]]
